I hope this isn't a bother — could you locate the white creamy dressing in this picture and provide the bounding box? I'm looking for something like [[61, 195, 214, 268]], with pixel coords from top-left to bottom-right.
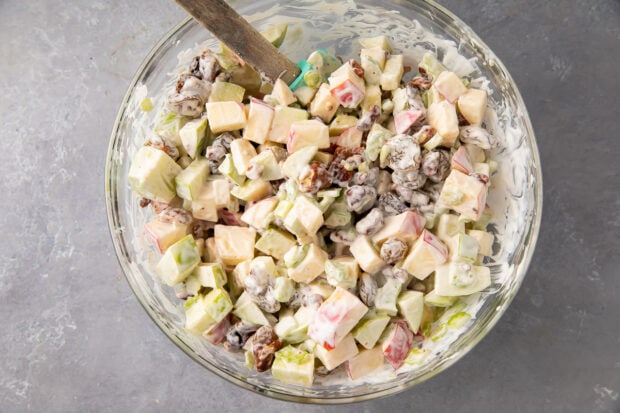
[[121, 0, 534, 389]]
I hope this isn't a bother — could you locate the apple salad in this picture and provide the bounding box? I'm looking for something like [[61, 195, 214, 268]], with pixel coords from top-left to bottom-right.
[[129, 31, 497, 386]]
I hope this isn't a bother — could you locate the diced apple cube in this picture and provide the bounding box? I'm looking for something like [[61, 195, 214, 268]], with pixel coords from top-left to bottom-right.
[[372, 210, 426, 246], [175, 158, 210, 201], [179, 117, 208, 159], [361, 84, 382, 114], [382, 320, 414, 370], [397, 290, 424, 333], [208, 81, 245, 103], [458, 88, 487, 125], [193, 262, 227, 288], [308, 287, 369, 350], [128, 146, 182, 203], [232, 291, 271, 325], [204, 177, 231, 208], [423, 289, 457, 307], [359, 35, 392, 51], [346, 345, 384, 380], [240, 196, 278, 229], [328, 63, 366, 109], [375, 278, 402, 316], [206, 101, 247, 133], [218, 154, 245, 186], [144, 216, 189, 253], [401, 229, 449, 280], [427, 101, 459, 147], [352, 314, 391, 349], [268, 106, 309, 143], [335, 126, 363, 149], [380, 54, 404, 91], [255, 229, 297, 261], [272, 346, 315, 387], [272, 78, 297, 106], [248, 150, 283, 181], [244, 98, 275, 144], [314, 333, 359, 371], [156, 234, 201, 286], [434, 71, 467, 103], [287, 243, 328, 283], [437, 170, 488, 221], [293, 86, 318, 106], [329, 114, 358, 136], [434, 263, 491, 296], [467, 229, 494, 256], [361, 47, 387, 85], [309, 83, 339, 123], [451, 232, 479, 262], [394, 109, 424, 134], [349, 236, 384, 274], [185, 295, 215, 334], [287, 119, 330, 153], [436, 213, 465, 245], [325, 256, 360, 289], [204, 237, 221, 264], [281, 145, 318, 180], [191, 195, 218, 222], [230, 138, 257, 176], [230, 179, 272, 202], [392, 87, 408, 114], [214, 225, 256, 266], [463, 143, 486, 163], [284, 195, 324, 236], [451, 145, 474, 174]]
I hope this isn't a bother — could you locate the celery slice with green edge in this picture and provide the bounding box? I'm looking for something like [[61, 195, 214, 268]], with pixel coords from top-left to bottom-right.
[[140, 97, 153, 112], [404, 347, 430, 366]]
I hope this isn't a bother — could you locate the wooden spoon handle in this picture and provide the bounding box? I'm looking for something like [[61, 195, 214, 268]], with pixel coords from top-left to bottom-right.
[[174, 0, 300, 83]]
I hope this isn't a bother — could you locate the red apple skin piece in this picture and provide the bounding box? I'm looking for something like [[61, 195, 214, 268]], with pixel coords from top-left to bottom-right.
[[203, 314, 231, 344], [421, 229, 449, 259], [144, 218, 189, 253], [372, 210, 426, 245], [382, 320, 414, 370], [330, 81, 365, 109], [394, 109, 423, 134], [451, 145, 474, 174]]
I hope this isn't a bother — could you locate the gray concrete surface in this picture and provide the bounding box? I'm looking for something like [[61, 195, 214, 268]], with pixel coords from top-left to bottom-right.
[[1, 0, 619, 412]]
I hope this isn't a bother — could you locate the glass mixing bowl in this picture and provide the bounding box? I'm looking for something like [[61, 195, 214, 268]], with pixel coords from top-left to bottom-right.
[[105, 0, 542, 403]]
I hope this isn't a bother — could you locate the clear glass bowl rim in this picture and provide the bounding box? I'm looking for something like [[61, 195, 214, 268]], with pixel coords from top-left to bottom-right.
[[105, 0, 543, 404]]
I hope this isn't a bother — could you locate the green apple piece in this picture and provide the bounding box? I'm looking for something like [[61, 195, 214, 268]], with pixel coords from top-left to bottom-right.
[[156, 234, 201, 286], [208, 81, 245, 103], [281, 145, 318, 179], [233, 292, 271, 326], [453, 232, 479, 262], [309, 83, 339, 123], [244, 98, 275, 144], [273, 199, 293, 219], [360, 47, 387, 85], [185, 295, 215, 334], [260, 23, 288, 47], [248, 150, 283, 181], [436, 213, 465, 244], [240, 196, 278, 230], [423, 289, 457, 307], [314, 333, 358, 371], [284, 195, 324, 236], [352, 314, 390, 349], [287, 119, 330, 153], [191, 195, 218, 222], [325, 257, 359, 289], [229, 138, 257, 176], [178, 117, 208, 159], [218, 154, 245, 186], [427, 101, 459, 147], [227, 62, 262, 97], [274, 311, 306, 344], [293, 86, 318, 107], [374, 278, 402, 316], [397, 290, 424, 333], [434, 263, 491, 296], [268, 106, 309, 143], [203, 288, 233, 323], [128, 146, 182, 203], [324, 206, 351, 228], [361, 84, 382, 115], [286, 244, 328, 283], [272, 78, 297, 106], [380, 54, 404, 91], [418, 52, 447, 81], [214, 225, 256, 266], [255, 229, 297, 261], [193, 263, 227, 288], [349, 236, 384, 274], [422, 132, 445, 151], [272, 346, 315, 387], [329, 114, 358, 136], [365, 123, 392, 161], [153, 111, 188, 150], [230, 179, 272, 202], [205, 101, 247, 133], [273, 277, 295, 303], [174, 158, 209, 201]]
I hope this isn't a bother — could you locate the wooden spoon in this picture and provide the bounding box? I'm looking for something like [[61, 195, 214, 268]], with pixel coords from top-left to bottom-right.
[[174, 0, 300, 84]]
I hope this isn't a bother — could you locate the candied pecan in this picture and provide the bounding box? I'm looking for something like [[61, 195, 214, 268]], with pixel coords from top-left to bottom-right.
[[421, 150, 450, 183], [159, 208, 192, 225], [409, 74, 432, 91], [355, 208, 384, 235], [298, 161, 331, 193], [380, 238, 407, 264], [251, 326, 283, 372], [358, 273, 378, 307], [328, 147, 362, 186], [349, 59, 364, 78]]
